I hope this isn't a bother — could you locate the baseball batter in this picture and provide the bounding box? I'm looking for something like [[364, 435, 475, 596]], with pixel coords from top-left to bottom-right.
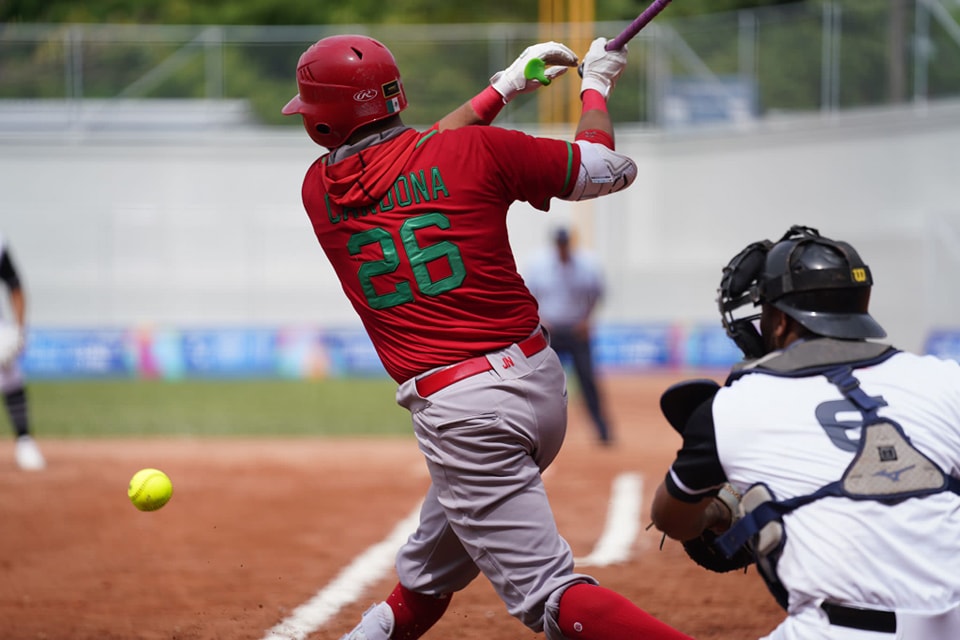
[[651, 226, 960, 639], [0, 233, 45, 471], [283, 35, 693, 640]]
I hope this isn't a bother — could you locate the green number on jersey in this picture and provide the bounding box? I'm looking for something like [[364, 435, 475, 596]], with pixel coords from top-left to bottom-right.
[[348, 227, 413, 310], [349, 213, 466, 310]]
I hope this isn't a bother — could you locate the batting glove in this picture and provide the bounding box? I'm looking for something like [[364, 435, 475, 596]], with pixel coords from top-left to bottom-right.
[[580, 37, 628, 99], [490, 41, 578, 103]]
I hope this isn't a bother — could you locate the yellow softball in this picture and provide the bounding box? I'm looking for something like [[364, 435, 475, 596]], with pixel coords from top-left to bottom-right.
[[128, 468, 173, 512]]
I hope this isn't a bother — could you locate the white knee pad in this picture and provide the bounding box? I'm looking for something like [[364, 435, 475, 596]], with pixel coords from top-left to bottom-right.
[[339, 602, 394, 640], [561, 140, 637, 201]]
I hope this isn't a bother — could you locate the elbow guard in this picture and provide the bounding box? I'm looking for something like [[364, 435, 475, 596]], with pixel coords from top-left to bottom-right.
[[561, 140, 637, 201]]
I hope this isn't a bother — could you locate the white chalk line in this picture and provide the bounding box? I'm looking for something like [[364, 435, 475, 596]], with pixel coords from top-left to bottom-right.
[[261, 504, 421, 640], [261, 472, 642, 638], [574, 472, 643, 567]]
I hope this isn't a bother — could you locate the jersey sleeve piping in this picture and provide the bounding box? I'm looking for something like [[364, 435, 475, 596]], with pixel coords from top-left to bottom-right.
[[561, 141, 574, 195], [416, 129, 440, 148]]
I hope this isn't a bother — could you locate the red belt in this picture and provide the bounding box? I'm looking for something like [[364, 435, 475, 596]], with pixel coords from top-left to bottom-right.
[[415, 330, 549, 397]]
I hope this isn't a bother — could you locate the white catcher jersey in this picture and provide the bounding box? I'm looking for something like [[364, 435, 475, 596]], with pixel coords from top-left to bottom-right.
[[713, 351, 960, 615]]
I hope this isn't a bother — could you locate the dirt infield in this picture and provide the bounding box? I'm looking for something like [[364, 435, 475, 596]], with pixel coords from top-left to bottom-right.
[[0, 373, 783, 639]]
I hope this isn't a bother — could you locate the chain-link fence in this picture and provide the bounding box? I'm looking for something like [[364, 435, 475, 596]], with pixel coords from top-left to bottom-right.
[[1, 0, 959, 131]]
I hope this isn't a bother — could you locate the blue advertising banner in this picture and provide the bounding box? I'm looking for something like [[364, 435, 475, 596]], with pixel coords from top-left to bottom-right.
[[276, 327, 328, 379], [681, 324, 743, 370], [924, 329, 960, 362], [22, 328, 135, 378], [593, 324, 676, 370], [321, 328, 386, 377], [29, 323, 954, 379], [178, 328, 279, 377]]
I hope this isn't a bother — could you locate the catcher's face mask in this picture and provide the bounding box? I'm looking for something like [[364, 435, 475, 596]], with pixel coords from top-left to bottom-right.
[[718, 225, 886, 360], [717, 238, 773, 360]]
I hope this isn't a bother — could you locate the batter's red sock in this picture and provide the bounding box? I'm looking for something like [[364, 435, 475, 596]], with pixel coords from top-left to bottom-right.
[[558, 583, 694, 640], [385, 582, 451, 640]]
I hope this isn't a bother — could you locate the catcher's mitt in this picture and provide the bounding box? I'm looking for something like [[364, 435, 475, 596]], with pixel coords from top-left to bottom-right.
[[682, 484, 755, 573], [682, 529, 754, 573]]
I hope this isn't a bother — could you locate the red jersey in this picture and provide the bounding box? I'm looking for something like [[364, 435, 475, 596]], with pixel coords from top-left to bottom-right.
[[301, 125, 580, 382]]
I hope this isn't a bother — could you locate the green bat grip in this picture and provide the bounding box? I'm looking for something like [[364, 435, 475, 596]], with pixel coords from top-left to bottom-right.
[[523, 58, 550, 86]]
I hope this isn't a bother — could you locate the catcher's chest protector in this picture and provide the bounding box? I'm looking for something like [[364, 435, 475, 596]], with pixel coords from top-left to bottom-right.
[[716, 341, 960, 608]]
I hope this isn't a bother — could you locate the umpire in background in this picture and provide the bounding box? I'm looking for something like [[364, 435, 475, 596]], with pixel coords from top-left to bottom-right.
[[525, 226, 613, 445]]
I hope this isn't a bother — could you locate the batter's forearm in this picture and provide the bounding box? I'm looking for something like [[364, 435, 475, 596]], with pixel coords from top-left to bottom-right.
[[576, 91, 615, 144], [435, 86, 505, 131]]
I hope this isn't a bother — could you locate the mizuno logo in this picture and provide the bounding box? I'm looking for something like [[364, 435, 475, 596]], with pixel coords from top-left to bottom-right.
[[873, 464, 916, 482]]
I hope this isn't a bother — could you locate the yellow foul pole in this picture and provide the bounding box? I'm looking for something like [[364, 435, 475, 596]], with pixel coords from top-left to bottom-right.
[[568, 0, 595, 124], [538, 0, 596, 126], [567, 0, 597, 249]]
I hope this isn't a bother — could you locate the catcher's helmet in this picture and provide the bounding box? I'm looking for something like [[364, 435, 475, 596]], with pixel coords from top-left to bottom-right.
[[718, 225, 886, 358], [281, 35, 408, 148]]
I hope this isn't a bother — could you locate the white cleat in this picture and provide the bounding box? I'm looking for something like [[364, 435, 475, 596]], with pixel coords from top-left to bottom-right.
[[340, 602, 394, 640], [15, 435, 46, 471]]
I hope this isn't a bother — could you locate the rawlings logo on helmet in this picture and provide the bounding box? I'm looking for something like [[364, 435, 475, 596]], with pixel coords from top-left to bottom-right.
[[353, 89, 378, 102]]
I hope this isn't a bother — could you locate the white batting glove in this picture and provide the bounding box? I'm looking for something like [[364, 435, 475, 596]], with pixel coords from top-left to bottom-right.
[[490, 41, 578, 103], [580, 37, 628, 99]]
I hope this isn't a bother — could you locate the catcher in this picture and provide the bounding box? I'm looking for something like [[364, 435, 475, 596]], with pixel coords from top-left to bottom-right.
[[650, 226, 960, 639]]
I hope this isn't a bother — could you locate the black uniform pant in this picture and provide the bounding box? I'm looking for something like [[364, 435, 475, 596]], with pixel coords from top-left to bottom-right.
[[548, 326, 611, 443]]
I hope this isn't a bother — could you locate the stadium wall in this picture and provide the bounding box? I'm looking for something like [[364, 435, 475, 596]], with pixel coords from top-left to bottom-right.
[[2, 99, 958, 375]]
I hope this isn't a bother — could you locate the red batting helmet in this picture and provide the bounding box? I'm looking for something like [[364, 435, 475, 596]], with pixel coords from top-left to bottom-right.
[[281, 35, 409, 149]]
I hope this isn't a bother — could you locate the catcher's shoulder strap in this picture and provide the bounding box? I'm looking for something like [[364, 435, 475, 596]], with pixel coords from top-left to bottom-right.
[[716, 365, 960, 561], [732, 483, 790, 609], [822, 365, 960, 499], [729, 338, 897, 380]]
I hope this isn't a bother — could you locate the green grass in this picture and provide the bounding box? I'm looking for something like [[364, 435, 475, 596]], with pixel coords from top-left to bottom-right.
[[15, 379, 413, 438]]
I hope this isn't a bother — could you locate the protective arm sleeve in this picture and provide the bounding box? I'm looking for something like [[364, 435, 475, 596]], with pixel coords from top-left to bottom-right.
[[560, 140, 637, 201]]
